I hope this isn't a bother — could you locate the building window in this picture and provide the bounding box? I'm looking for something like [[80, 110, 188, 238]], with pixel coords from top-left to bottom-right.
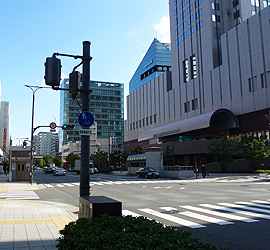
[[181, 11, 186, 19], [192, 98, 198, 110], [196, 9, 202, 19], [181, 32, 187, 40], [188, 15, 193, 24], [143, 119, 145, 127], [196, 20, 203, 30], [263, 0, 270, 8], [184, 101, 190, 113], [187, 4, 193, 14], [188, 26, 194, 35], [212, 14, 220, 22], [183, 59, 189, 82], [233, 0, 239, 7], [251, 0, 260, 7], [190, 55, 197, 79], [150, 116, 153, 124], [181, 21, 186, 30], [154, 114, 157, 123], [146, 117, 149, 126], [212, 3, 219, 10], [139, 120, 141, 128], [195, 0, 202, 7], [175, 17, 179, 25], [234, 10, 240, 19], [248, 78, 253, 92]]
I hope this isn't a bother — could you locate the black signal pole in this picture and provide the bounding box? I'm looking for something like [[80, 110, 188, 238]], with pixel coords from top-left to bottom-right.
[[80, 41, 91, 197]]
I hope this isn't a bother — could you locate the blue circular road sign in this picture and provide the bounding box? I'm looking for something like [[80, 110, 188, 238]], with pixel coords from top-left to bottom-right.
[[78, 112, 95, 128]]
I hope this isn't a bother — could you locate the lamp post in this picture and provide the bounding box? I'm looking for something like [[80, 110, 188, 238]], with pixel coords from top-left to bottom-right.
[[25, 85, 50, 184]]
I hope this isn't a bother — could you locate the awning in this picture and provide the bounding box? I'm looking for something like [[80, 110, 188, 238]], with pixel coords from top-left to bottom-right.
[[127, 154, 146, 161], [138, 109, 239, 142]]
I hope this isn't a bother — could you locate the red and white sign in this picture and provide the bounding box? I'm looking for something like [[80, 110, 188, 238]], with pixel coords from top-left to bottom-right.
[[49, 122, 57, 129]]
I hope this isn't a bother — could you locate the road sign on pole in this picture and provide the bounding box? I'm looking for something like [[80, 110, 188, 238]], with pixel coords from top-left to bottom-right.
[[78, 111, 94, 128]]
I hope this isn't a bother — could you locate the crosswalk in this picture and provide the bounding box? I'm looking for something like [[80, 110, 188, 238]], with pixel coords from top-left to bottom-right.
[[123, 199, 270, 229], [43, 179, 209, 188], [0, 191, 39, 200]]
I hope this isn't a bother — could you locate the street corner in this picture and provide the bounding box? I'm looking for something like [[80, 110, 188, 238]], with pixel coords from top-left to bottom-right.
[[0, 182, 46, 192], [0, 201, 75, 231]]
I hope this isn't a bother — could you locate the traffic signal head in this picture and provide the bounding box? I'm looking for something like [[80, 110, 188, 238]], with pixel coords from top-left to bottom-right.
[[44, 56, 62, 87], [22, 141, 27, 149], [62, 124, 75, 130]]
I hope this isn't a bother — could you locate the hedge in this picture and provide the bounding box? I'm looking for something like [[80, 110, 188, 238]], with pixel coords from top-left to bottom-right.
[[57, 215, 225, 250]]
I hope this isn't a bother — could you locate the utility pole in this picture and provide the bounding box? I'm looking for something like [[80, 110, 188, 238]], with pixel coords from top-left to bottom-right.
[[80, 41, 91, 197]]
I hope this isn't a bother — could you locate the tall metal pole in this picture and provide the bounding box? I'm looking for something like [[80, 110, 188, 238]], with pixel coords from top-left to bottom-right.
[[80, 41, 91, 197], [25, 85, 50, 184]]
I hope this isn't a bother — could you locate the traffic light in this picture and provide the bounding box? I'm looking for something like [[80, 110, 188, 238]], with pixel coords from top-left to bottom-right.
[[44, 56, 62, 87], [62, 124, 75, 130], [22, 141, 27, 149]]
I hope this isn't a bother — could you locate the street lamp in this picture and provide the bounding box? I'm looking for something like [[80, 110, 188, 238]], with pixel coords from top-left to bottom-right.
[[25, 85, 50, 184]]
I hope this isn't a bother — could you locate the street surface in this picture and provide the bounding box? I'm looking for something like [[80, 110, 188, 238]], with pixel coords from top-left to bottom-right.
[[25, 170, 270, 249]]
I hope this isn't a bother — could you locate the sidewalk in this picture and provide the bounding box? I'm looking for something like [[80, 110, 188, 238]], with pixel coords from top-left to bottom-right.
[[0, 174, 77, 250]]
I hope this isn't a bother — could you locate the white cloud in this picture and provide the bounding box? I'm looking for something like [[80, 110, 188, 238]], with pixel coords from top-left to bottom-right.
[[154, 14, 170, 43]]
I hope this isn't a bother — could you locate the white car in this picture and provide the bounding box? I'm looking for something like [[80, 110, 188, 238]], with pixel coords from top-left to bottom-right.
[[89, 167, 98, 174], [53, 167, 66, 176]]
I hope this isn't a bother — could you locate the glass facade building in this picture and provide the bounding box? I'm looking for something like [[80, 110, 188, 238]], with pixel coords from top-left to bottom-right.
[[60, 79, 124, 151], [129, 38, 171, 94]]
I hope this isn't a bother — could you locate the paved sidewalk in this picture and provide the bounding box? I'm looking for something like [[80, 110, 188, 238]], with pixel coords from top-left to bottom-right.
[[0, 174, 77, 250]]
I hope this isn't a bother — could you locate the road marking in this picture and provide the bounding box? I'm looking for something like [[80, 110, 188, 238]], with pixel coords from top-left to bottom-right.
[[72, 183, 80, 186], [56, 184, 64, 187], [235, 201, 270, 209], [251, 200, 270, 205], [180, 205, 258, 223], [179, 211, 234, 225], [225, 202, 270, 214], [0, 191, 39, 200], [122, 210, 141, 217], [63, 183, 74, 187], [139, 208, 205, 228], [216, 203, 270, 220], [44, 184, 53, 188], [160, 207, 178, 211]]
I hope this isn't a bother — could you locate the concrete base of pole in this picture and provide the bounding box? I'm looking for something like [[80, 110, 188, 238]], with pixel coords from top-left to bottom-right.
[[79, 196, 122, 218]]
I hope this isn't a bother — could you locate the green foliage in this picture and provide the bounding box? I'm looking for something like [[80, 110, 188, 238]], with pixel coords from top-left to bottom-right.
[[163, 146, 174, 166], [53, 157, 63, 167], [208, 137, 234, 172], [129, 146, 143, 155], [57, 215, 222, 250], [39, 159, 44, 167], [237, 135, 270, 169], [90, 150, 108, 168], [109, 150, 126, 167], [65, 153, 80, 167], [43, 155, 55, 166]]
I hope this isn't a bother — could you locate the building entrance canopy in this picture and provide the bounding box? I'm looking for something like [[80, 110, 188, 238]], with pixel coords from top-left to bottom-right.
[[138, 109, 239, 142]]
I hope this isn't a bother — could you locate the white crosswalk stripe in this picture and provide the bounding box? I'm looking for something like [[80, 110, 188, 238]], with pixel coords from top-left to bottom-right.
[[56, 184, 64, 187], [180, 205, 258, 223], [0, 191, 39, 200], [44, 184, 53, 188], [200, 204, 270, 220], [235, 201, 270, 210], [179, 211, 233, 225], [139, 208, 206, 228], [122, 210, 141, 217], [63, 183, 74, 187], [220, 202, 270, 214]]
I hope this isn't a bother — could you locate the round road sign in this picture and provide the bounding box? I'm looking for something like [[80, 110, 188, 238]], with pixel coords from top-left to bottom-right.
[[50, 122, 57, 129]]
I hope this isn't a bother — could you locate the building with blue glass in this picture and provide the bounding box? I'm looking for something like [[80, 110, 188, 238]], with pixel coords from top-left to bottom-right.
[[129, 38, 171, 94], [60, 79, 124, 154]]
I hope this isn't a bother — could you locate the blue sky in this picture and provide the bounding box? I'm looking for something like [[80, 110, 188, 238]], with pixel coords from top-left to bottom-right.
[[0, 0, 170, 146]]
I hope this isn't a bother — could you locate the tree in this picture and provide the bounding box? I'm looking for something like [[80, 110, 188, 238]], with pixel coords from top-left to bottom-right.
[[109, 150, 125, 167], [39, 159, 44, 167], [43, 155, 55, 166], [53, 157, 63, 167], [90, 151, 108, 168], [237, 135, 270, 169], [65, 153, 80, 167], [163, 146, 174, 166], [129, 146, 143, 155], [208, 137, 234, 172]]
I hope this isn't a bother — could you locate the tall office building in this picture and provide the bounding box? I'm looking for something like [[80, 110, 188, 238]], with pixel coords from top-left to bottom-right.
[[129, 38, 171, 94], [35, 132, 59, 156], [0, 101, 11, 156], [125, 1, 270, 165], [60, 79, 124, 153]]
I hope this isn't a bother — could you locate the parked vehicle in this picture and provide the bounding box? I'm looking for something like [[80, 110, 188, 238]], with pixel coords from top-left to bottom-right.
[[44, 167, 54, 174], [75, 160, 95, 174], [90, 167, 98, 174], [136, 167, 160, 179], [53, 167, 66, 176]]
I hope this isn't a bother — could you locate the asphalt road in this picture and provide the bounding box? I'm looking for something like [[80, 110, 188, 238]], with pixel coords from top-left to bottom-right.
[[33, 170, 270, 250]]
